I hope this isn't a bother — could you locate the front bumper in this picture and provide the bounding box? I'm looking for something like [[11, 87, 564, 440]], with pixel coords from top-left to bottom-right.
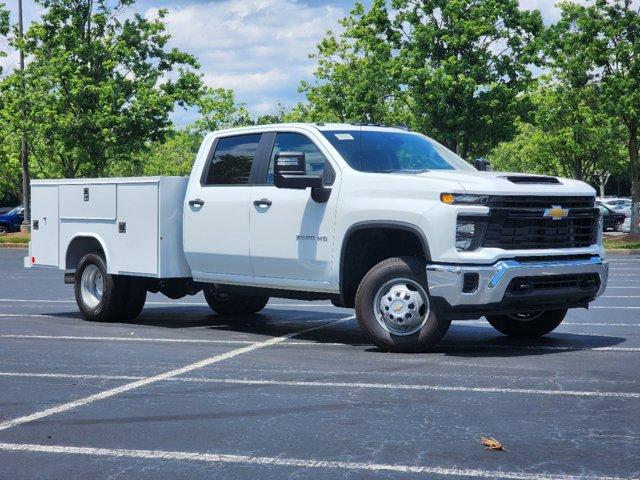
[[426, 256, 608, 317]]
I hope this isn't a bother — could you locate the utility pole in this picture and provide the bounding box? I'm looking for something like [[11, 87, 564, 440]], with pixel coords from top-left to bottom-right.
[[18, 0, 30, 233]]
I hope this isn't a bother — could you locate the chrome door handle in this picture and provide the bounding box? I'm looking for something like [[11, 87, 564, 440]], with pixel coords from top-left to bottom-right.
[[253, 198, 272, 207], [189, 199, 205, 207]]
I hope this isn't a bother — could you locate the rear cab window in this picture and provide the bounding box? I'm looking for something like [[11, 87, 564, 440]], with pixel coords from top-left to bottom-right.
[[203, 133, 262, 185]]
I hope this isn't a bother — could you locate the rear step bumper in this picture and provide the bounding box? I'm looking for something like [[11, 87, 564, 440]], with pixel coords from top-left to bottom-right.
[[426, 256, 608, 308]]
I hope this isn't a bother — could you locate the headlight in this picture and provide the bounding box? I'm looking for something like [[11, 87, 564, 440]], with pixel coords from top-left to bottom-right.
[[441, 193, 489, 205], [456, 221, 476, 251], [455, 217, 487, 251]]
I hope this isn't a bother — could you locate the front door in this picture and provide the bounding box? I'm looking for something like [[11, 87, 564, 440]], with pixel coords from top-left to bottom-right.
[[183, 133, 265, 281], [250, 132, 339, 283]]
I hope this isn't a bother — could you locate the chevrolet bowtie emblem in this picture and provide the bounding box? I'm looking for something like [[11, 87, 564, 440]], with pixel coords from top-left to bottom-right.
[[544, 205, 569, 220]]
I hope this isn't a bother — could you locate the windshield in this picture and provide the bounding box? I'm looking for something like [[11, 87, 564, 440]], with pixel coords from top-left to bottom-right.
[[321, 129, 475, 173], [7, 206, 23, 215]]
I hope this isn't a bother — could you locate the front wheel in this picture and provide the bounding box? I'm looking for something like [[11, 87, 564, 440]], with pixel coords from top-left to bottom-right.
[[203, 288, 269, 315], [486, 309, 567, 338], [614, 219, 623, 232], [355, 257, 450, 353]]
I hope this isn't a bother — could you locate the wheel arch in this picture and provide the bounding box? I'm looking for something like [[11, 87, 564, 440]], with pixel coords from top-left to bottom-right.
[[338, 221, 431, 307], [64, 234, 110, 271]]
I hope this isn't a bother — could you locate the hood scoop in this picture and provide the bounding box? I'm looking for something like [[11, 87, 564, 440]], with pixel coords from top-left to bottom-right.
[[500, 175, 561, 185]]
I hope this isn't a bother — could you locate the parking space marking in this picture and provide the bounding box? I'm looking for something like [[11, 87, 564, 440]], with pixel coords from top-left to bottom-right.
[[1, 334, 640, 351], [0, 442, 633, 480], [0, 371, 637, 399], [0, 316, 355, 432]]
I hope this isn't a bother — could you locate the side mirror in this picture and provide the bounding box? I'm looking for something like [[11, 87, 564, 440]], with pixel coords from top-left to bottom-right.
[[274, 151, 323, 190], [474, 158, 492, 171]]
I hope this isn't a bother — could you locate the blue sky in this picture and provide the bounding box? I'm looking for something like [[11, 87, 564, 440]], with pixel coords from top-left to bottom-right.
[[0, 1, 605, 126]]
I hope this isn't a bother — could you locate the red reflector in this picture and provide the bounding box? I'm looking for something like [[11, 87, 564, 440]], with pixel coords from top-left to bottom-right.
[[31, 256, 36, 264]]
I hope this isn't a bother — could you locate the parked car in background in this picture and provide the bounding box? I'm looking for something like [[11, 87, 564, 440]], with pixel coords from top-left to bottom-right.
[[597, 203, 626, 231], [598, 197, 630, 210], [622, 216, 640, 233], [0, 206, 24, 234]]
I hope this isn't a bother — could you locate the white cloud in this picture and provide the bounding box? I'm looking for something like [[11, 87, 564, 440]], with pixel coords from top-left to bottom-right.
[[519, 0, 639, 24], [145, 0, 345, 120]]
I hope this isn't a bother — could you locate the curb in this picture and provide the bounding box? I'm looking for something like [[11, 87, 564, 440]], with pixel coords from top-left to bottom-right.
[[0, 244, 28, 249]]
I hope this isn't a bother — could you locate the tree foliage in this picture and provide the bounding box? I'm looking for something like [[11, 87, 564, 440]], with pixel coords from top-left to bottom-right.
[[1, 0, 202, 180], [191, 87, 250, 135], [549, 0, 640, 232], [490, 80, 626, 182], [303, 0, 544, 158], [0, 2, 8, 72]]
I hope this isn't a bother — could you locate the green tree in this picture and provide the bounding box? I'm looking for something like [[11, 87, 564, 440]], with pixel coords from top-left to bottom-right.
[[1, 0, 202, 180], [303, 0, 544, 158], [0, 3, 8, 72], [490, 80, 626, 183], [301, 1, 406, 125], [191, 87, 250, 135], [550, 0, 640, 233]]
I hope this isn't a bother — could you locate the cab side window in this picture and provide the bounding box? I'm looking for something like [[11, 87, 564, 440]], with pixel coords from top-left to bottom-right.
[[204, 134, 262, 185], [266, 133, 328, 184]]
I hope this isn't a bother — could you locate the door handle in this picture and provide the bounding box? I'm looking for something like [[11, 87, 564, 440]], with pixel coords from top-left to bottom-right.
[[189, 199, 205, 207], [253, 198, 272, 207]]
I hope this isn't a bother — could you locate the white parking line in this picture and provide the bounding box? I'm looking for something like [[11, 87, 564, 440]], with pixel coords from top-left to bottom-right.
[[0, 442, 633, 480], [465, 320, 640, 327], [1, 334, 639, 352], [0, 371, 637, 399], [0, 316, 355, 432], [440, 343, 640, 352]]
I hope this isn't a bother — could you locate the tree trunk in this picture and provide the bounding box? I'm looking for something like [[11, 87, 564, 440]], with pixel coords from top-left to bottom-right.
[[629, 126, 639, 235]]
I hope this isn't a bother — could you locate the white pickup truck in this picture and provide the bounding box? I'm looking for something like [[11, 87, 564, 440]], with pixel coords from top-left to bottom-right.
[[26, 123, 609, 352]]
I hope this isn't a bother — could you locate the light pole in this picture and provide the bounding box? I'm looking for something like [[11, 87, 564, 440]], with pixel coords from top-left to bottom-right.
[[18, 0, 30, 233]]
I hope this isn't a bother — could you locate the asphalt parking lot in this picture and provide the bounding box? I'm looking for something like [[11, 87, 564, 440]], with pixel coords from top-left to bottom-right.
[[0, 248, 639, 479]]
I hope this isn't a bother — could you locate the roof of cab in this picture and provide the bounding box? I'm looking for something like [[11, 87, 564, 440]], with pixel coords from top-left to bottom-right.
[[205, 123, 410, 137]]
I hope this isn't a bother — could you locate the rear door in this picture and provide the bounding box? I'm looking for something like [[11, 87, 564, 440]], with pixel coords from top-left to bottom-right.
[[183, 132, 269, 281]]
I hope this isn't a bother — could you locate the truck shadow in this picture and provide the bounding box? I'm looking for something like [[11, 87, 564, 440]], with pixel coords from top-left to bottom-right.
[[49, 308, 627, 357]]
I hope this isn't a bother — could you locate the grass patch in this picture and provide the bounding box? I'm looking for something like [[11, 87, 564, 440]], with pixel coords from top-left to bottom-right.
[[0, 233, 30, 244], [604, 234, 640, 250]]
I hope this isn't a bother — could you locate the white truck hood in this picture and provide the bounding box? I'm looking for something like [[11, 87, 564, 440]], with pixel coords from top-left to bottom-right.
[[419, 171, 596, 196]]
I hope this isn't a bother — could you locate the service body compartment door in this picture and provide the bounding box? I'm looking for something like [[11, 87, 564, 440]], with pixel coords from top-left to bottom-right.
[[31, 185, 60, 267], [115, 183, 159, 276]]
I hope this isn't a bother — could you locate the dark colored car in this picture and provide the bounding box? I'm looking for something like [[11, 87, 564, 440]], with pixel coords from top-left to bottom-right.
[[0, 206, 24, 234], [598, 203, 626, 232]]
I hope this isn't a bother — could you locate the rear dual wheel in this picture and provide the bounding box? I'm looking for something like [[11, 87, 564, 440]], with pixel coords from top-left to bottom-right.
[[75, 253, 146, 322]]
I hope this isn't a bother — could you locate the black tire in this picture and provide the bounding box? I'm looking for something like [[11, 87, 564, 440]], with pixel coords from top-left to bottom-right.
[[120, 277, 147, 321], [355, 256, 451, 353], [203, 288, 269, 315], [74, 253, 127, 322], [0, 225, 9, 234], [486, 309, 567, 338], [614, 219, 623, 232]]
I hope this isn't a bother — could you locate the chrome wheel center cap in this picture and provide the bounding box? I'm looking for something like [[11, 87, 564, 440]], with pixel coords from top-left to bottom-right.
[[373, 280, 430, 336]]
